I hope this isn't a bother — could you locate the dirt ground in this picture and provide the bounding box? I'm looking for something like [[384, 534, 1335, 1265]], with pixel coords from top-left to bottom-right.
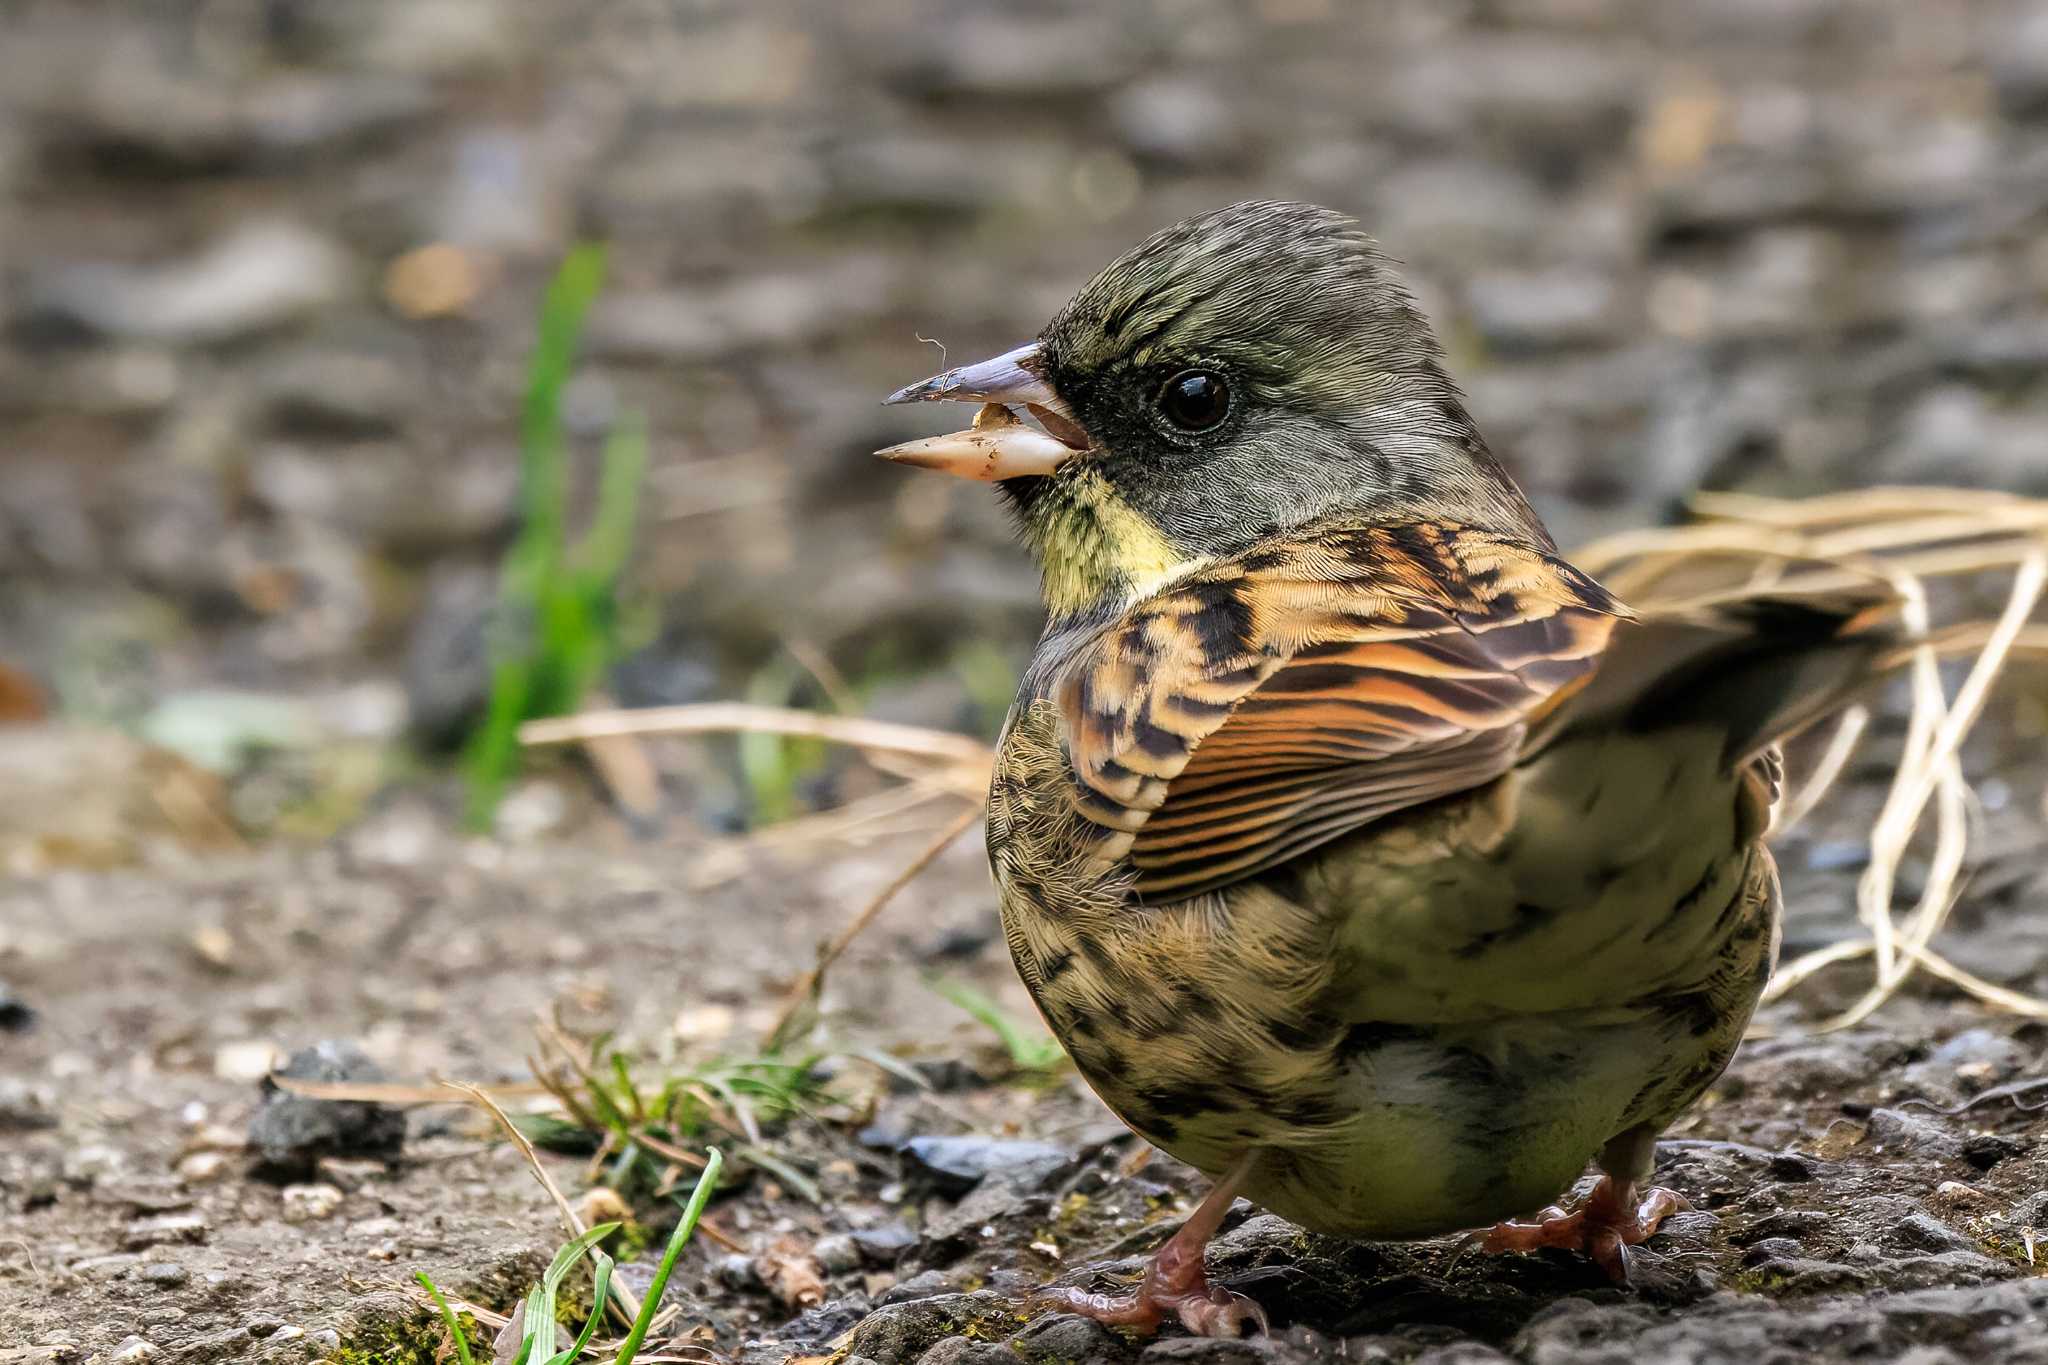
[[3, 753, 2047, 1365]]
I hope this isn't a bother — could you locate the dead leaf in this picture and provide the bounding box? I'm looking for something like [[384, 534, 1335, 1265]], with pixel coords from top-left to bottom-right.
[[0, 663, 46, 725], [755, 1236, 826, 1311]]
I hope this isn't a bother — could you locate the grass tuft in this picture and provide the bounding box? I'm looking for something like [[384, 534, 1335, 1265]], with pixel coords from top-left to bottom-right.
[[928, 976, 1066, 1073], [528, 1015, 848, 1202], [412, 1144, 724, 1364], [465, 244, 650, 829]]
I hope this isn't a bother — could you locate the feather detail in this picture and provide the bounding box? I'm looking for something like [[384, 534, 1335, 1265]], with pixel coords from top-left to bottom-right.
[[1054, 521, 1628, 899]]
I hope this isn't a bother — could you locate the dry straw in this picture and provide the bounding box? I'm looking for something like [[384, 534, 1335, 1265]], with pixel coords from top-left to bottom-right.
[[1574, 486, 2048, 1031], [524, 485, 2048, 1036]]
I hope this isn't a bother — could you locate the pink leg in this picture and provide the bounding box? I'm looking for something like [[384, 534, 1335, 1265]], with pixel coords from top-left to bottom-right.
[[1036, 1154, 1269, 1337], [1464, 1126, 1689, 1284], [1469, 1177, 1689, 1282]]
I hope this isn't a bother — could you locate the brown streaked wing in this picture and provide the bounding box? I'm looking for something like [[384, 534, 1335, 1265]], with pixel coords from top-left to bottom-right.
[[1055, 524, 1627, 900]]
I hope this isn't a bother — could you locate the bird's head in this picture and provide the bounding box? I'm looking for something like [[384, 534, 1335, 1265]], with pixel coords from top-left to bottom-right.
[[879, 200, 1545, 621]]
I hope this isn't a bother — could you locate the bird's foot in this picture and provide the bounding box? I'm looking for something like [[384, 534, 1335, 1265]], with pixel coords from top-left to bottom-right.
[[1462, 1175, 1690, 1284], [1034, 1256, 1269, 1338], [1034, 1153, 1269, 1337]]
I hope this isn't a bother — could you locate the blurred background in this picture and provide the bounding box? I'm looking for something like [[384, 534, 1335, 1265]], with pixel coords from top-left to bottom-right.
[[4, 0, 2047, 848]]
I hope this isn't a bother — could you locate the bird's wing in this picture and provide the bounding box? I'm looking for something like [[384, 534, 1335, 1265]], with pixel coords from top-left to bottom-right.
[[1057, 522, 1629, 900]]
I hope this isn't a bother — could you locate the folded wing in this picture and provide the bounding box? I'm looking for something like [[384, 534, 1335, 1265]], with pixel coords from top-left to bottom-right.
[[1057, 523, 1628, 900]]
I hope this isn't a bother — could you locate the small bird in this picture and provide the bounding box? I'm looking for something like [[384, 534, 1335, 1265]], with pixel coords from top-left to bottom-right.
[[877, 201, 1897, 1336]]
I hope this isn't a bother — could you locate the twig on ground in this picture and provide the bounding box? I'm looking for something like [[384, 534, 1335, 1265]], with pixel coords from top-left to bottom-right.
[[519, 702, 993, 780], [763, 802, 985, 1051], [443, 1080, 646, 1330]]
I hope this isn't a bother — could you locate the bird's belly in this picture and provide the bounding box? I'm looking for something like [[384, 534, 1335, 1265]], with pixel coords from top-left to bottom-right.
[[1237, 1009, 1712, 1240]]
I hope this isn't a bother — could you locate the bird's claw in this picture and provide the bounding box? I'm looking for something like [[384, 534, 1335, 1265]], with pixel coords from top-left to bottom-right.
[[1459, 1181, 1690, 1284], [1033, 1277, 1268, 1338]]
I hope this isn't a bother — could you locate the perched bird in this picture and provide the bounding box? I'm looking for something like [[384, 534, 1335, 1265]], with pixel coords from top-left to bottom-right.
[[877, 201, 1898, 1336]]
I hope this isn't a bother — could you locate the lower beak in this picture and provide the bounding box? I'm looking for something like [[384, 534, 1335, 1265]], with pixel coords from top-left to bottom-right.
[[876, 341, 1089, 480]]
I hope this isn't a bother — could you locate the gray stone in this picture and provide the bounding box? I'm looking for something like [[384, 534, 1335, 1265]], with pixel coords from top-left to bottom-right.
[[1141, 1339, 1273, 1364], [1109, 78, 1246, 169], [248, 1040, 406, 1180], [875, 1271, 956, 1307], [1464, 268, 1626, 351], [25, 221, 349, 345], [851, 1222, 920, 1265], [813, 1232, 862, 1275], [1892, 1213, 1979, 1254], [1865, 1108, 1966, 1163], [121, 1214, 207, 1250], [715, 1252, 763, 1291], [0, 1078, 57, 1133], [915, 1339, 1016, 1365], [1012, 1314, 1127, 1363], [899, 1136, 1076, 1197]]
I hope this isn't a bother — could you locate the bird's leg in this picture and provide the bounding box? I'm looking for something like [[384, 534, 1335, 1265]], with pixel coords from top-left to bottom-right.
[[1464, 1124, 1689, 1284], [1035, 1153, 1268, 1337]]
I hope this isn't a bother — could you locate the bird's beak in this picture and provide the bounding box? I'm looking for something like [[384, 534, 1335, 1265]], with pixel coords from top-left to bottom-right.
[[876, 342, 1090, 481]]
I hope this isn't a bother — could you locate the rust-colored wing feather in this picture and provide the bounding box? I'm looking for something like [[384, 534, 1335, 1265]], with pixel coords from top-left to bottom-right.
[[1057, 523, 1628, 900]]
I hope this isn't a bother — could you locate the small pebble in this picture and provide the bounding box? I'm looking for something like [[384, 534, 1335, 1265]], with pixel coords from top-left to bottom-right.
[[851, 1222, 919, 1264], [249, 1041, 406, 1180], [140, 1263, 189, 1289], [1743, 1236, 1804, 1266], [813, 1232, 861, 1274], [1767, 1153, 1816, 1182], [280, 1183, 344, 1223], [122, 1214, 208, 1250], [876, 1269, 954, 1305], [175, 1153, 229, 1186], [898, 1135, 1075, 1197], [716, 1252, 763, 1291], [1892, 1212, 1976, 1254], [1961, 1132, 2024, 1171]]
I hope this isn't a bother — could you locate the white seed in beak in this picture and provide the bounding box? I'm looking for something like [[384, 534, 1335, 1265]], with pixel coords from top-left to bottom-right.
[[875, 403, 1078, 481]]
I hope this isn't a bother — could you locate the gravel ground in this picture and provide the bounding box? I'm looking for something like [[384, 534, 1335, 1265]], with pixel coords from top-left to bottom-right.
[[3, 760, 2047, 1364]]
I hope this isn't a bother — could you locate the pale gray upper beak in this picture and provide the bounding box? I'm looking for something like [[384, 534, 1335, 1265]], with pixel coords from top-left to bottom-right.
[[876, 340, 1091, 480], [883, 343, 1059, 410]]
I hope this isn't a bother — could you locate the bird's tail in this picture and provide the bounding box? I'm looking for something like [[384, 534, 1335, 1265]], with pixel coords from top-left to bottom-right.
[[1528, 589, 1908, 770]]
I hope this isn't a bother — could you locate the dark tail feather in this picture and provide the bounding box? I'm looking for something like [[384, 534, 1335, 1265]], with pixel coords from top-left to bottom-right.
[[1535, 593, 1907, 770]]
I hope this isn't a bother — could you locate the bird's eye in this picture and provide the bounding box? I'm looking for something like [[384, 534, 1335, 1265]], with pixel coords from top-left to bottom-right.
[[1156, 369, 1230, 433]]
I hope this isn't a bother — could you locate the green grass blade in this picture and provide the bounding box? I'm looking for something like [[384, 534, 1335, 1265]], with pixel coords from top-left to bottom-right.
[[520, 244, 608, 539], [541, 1221, 621, 1294], [577, 407, 648, 589], [542, 1249, 615, 1365], [462, 242, 618, 830], [413, 1271, 477, 1365], [735, 1142, 821, 1205], [614, 1147, 722, 1365], [928, 976, 1065, 1070], [845, 1044, 932, 1091], [519, 1284, 552, 1365]]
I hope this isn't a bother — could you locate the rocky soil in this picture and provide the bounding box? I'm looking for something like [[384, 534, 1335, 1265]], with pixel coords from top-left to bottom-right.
[[2, 775, 2047, 1364]]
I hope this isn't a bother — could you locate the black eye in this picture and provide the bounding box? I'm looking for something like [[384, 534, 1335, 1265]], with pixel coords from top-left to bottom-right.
[[1156, 369, 1230, 433]]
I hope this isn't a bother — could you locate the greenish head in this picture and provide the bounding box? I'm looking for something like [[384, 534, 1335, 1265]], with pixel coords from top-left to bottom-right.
[[880, 200, 1547, 618]]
